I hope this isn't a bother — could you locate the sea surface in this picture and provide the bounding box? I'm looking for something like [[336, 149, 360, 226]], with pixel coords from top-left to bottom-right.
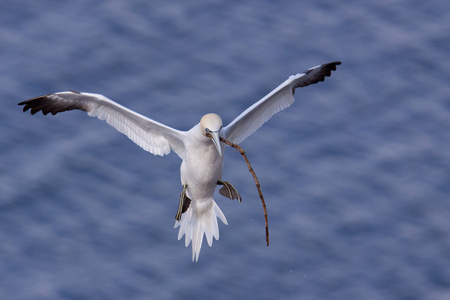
[[1, 1, 449, 299]]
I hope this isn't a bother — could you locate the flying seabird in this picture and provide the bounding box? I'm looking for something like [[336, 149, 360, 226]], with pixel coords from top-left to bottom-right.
[[18, 61, 341, 261]]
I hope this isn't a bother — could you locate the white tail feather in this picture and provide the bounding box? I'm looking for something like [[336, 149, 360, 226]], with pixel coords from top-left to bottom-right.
[[174, 200, 228, 262]]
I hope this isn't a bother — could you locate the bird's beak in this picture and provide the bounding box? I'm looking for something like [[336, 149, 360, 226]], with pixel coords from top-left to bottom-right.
[[210, 131, 222, 157]]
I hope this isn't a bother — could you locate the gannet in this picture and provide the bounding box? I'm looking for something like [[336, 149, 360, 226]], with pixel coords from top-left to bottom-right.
[[18, 61, 341, 261]]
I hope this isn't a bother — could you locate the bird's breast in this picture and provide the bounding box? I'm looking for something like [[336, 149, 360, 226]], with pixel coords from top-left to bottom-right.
[[180, 142, 224, 197]]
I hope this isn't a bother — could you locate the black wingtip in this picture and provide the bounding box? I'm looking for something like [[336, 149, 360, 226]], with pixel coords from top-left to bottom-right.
[[328, 61, 341, 70], [292, 61, 341, 91], [17, 100, 30, 106], [320, 61, 341, 73], [18, 92, 89, 116], [322, 61, 341, 77]]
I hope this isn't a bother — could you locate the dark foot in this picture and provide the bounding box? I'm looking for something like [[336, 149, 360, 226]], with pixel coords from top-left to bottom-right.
[[175, 184, 191, 221], [217, 181, 242, 202]]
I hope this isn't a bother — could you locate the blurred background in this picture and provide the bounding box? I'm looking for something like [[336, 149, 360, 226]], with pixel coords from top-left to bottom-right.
[[1, 1, 449, 299]]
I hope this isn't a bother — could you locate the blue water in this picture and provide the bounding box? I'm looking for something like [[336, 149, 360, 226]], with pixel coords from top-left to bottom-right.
[[1, 1, 450, 299]]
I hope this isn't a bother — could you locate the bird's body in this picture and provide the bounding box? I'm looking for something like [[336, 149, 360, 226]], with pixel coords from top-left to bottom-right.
[[18, 61, 341, 261], [176, 117, 228, 261]]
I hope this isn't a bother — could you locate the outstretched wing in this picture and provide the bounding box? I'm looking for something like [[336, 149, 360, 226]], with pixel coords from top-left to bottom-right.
[[18, 91, 186, 158], [222, 61, 341, 144]]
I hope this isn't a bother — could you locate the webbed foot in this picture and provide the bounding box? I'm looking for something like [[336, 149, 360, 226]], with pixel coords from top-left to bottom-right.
[[217, 180, 242, 202], [175, 184, 191, 221]]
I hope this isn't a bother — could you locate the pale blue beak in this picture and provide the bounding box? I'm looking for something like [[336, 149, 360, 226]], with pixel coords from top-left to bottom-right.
[[210, 131, 222, 157]]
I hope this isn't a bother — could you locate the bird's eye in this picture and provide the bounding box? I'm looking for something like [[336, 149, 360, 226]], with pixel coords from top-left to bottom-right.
[[204, 128, 212, 137]]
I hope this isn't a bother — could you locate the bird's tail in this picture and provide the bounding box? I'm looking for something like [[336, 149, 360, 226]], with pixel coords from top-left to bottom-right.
[[174, 199, 228, 262]]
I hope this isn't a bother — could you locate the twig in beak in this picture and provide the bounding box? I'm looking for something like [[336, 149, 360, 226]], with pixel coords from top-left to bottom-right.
[[220, 136, 269, 246]]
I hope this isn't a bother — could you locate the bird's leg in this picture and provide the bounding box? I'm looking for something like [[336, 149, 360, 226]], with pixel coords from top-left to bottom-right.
[[175, 184, 191, 221], [217, 180, 242, 202]]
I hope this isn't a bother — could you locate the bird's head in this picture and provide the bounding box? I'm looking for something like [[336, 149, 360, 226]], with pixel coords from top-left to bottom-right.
[[200, 113, 223, 157]]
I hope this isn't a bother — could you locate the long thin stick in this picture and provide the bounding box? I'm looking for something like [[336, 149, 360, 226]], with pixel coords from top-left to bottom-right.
[[220, 137, 269, 246]]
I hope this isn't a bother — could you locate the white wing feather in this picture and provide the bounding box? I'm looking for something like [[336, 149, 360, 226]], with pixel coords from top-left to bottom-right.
[[222, 76, 296, 144], [222, 61, 340, 144], [19, 91, 186, 158]]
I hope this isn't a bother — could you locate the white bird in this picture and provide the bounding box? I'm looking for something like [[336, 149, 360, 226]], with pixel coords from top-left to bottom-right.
[[18, 61, 341, 261]]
